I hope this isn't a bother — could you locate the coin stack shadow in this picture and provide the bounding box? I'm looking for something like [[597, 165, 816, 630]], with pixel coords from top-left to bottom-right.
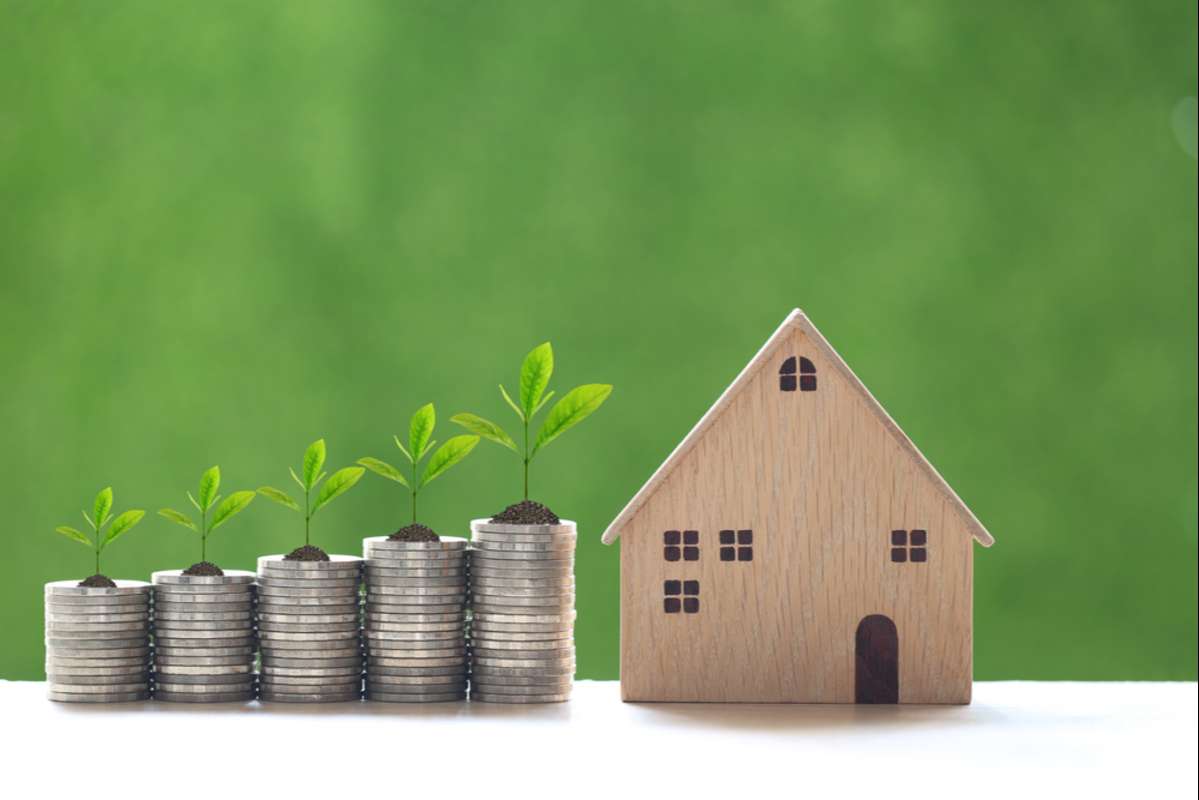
[[468, 520, 576, 703], [257, 555, 364, 703], [44, 580, 153, 703], [362, 536, 469, 702], [151, 570, 257, 702]]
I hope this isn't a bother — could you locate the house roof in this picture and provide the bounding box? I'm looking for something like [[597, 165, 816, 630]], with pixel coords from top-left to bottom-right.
[[600, 309, 995, 547]]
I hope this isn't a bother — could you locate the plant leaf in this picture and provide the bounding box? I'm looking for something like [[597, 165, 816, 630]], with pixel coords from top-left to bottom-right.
[[187, 491, 202, 512], [289, 466, 306, 490], [208, 491, 256, 534], [198, 465, 220, 510], [157, 508, 198, 532], [357, 457, 409, 486], [409, 404, 435, 462], [533, 389, 555, 416], [93, 487, 113, 530], [450, 413, 518, 453], [102, 509, 145, 548], [54, 526, 93, 548], [81, 510, 97, 530], [532, 383, 613, 456], [303, 439, 326, 489], [257, 486, 301, 512], [310, 467, 365, 516], [420, 435, 479, 488], [499, 384, 524, 421], [392, 435, 413, 463], [519, 342, 554, 418]]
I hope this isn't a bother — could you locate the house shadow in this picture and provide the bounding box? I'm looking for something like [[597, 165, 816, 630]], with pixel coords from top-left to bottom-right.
[[627, 700, 999, 733]]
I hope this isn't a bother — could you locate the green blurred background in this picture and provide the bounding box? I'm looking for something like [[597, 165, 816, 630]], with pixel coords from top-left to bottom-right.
[[2, 1, 1195, 682]]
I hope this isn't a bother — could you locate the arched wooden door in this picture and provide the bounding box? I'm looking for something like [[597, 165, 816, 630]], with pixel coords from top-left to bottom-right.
[[855, 614, 898, 703]]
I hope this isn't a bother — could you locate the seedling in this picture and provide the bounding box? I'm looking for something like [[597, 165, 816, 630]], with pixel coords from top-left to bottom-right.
[[158, 465, 256, 574], [53, 487, 146, 586], [452, 342, 612, 499], [357, 403, 479, 537], [257, 438, 365, 558]]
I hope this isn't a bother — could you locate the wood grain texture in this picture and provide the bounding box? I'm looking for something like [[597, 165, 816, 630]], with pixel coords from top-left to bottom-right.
[[614, 311, 982, 703]]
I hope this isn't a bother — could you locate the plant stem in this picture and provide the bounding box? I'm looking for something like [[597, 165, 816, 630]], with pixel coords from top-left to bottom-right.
[[201, 506, 207, 562], [95, 539, 100, 576], [304, 486, 311, 547], [523, 414, 530, 500], [411, 458, 418, 523]]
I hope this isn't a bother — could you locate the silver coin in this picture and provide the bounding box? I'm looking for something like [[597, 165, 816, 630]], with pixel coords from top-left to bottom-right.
[[470, 519, 576, 536], [255, 605, 353, 618], [471, 575, 575, 589], [364, 579, 467, 592], [46, 671, 150, 686], [258, 621, 360, 634], [45, 579, 151, 596], [258, 553, 362, 569], [471, 594, 575, 607], [155, 643, 255, 657], [369, 665, 467, 677], [45, 594, 149, 609], [362, 630, 465, 644], [473, 605, 574, 618], [257, 576, 360, 590], [154, 628, 254, 640], [472, 610, 576, 624], [154, 663, 254, 675], [256, 586, 360, 599], [363, 535, 466, 550], [154, 620, 255, 632], [46, 620, 151, 633], [49, 690, 150, 703], [469, 568, 574, 581], [471, 637, 574, 651], [364, 645, 463, 659], [155, 690, 254, 703], [364, 565, 465, 579], [472, 648, 574, 661], [44, 609, 151, 624], [154, 609, 254, 621], [152, 569, 256, 585], [261, 664, 362, 677], [45, 662, 149, 676], [48, 680, 149, 693], [362, 550, 464, 563], [153, 584, 256, 595], [153, 679, 256, 692], [469, 674, 573, 687], [364, 600, 462, 612], [368, 655, 466, 668], [469, 625, 572, 639], [365, 690, 465, 703], [470, 540, 575, 553], [154, 654, 251, 667], [468, 551, 574, 564], [45, 643, 150, 659], [154, 602, 253, 614], [467, 662, 576, 676], [46, 637, 149, 650], [365, 583, 465, 595], [469, 682, 574, 696], [260, 674, 361, 688], [365, 621, 464, 634], [365, 672, 467, 685], [47, 656, 150, 671], [471, 585, 574, 598], [472, 527, 577, 539], [259, 690, 361, 703], [470, 691, 570, 704], [472, 656, 575, 669], [364, 611, 464, 624], [364, 682, 466, 696], [257, 611, 358, 624], [152, 595, 253, 607], [258, 628, 358, 641], [261, 656, 362, 669], [260, 648, 362, 661]]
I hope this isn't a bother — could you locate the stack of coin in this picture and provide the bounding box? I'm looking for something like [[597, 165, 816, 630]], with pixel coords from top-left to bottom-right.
[[257, 555, 363, 703], [151, 570, 257, 703], [44, 580, 152, 703], [468, 520, 576, 703], [362, 536, 468, 703]]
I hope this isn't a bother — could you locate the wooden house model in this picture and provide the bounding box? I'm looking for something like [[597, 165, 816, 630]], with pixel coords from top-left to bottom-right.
[[601, 310, 994, 704]]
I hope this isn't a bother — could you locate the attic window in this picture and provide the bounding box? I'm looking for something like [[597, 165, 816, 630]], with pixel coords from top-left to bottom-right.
[[779, 356, 816, 392], [664, 530, 699, 561], [719, 529, 753, 561], [890, 529, 928, 563], [663, 580, 700, 614]]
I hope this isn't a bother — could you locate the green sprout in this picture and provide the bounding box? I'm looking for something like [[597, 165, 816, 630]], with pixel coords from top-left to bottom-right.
[[451, 342, 612, 498], [357, 403, 480, 524], [53, 487, 146, 577], [158, 465, 256, 564], [257, 439, 365, 548]]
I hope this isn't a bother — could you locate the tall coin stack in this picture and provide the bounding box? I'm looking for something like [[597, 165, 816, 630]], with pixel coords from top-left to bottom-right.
[[151, 570, 257, 703], [362, 536, 468, 702], [256, 555, 364, 703], [44, 580, 152, 703], [468, 520, 576, 703]]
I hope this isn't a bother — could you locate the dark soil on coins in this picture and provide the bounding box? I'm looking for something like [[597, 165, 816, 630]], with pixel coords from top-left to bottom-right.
[[490, 500, 560, 525], [77, 574, 117, 588], [388, 523, 440, 542], [182, 561, 224, 576], [283, 545, 330, 561]]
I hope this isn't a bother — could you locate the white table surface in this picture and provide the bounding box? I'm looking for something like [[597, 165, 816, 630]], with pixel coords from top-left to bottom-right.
[[2, 680, 1194, 798]]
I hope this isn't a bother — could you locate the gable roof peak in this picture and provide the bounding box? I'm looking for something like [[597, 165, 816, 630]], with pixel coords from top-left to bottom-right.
[[599, 309, 994, 548]]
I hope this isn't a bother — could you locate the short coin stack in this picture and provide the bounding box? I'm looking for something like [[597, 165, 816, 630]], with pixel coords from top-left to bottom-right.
[[362, 536, 468, 702], [257, 555, 363, 703], [151, 570, 257, 703], [44, 580, 152, 703], [468, 520, 576, 703]]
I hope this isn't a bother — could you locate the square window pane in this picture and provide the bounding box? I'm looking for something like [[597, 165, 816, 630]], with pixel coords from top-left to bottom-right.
[[683, 580, 699, 595], [665, 546, 681, 562], [738, 547, 753, 561], [664, 598, 681, 614], [737, 529, 753, 544], [910, 547, 927, 562], [683, 530, 699, 545], [719, 530, 735, 544], [683, 598, 699, 614], [664, 580, 681, 596], [683, 546, 699, 561], [891, 548, 907, 563], [799, 375, 817, 391], [780, 375, 797, 392], [910, 529, 927, 546], [720, 547, 735, 561], [891, 530, 907, 546], [664, 530, 681, 545]]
